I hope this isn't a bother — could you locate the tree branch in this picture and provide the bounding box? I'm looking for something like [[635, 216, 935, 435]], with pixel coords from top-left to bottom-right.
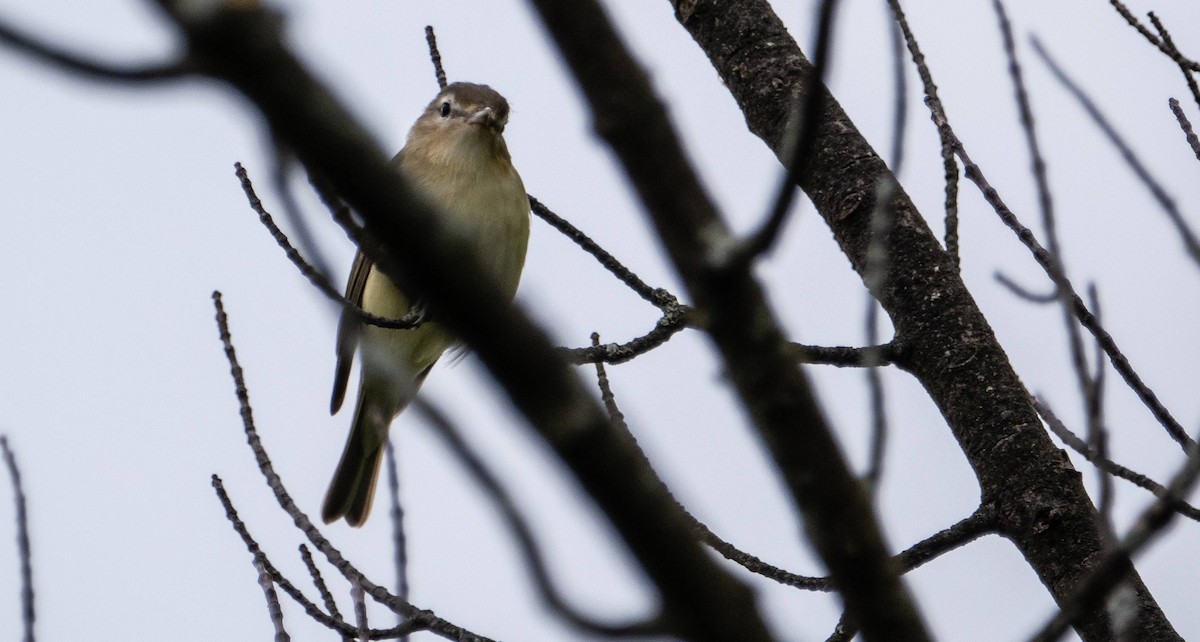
[[528, 1, 930, 640], [669, 1, 1180, 639]]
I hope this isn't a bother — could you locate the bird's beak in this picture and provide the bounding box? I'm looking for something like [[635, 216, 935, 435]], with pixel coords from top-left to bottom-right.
[[466, 107, 499, 130]]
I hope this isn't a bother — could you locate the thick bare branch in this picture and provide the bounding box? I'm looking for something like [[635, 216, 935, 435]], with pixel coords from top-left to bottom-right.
[[669, 1, 1180, 639]]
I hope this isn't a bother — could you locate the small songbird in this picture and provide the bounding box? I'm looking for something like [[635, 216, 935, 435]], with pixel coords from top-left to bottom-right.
[[322, 83, 530, 526]]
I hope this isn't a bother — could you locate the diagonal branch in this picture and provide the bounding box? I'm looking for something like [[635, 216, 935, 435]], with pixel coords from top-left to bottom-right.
[[669, 1, 1180, 639]]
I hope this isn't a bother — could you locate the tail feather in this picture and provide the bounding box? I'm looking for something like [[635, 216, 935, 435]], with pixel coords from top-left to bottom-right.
[[322, 400, 387, 527], [323, 362, 436, 527]]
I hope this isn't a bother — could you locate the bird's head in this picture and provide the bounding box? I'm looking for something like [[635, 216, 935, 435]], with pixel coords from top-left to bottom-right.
[[405, 82, 513, 168]]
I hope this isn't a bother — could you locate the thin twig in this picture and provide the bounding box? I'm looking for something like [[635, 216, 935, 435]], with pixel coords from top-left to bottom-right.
[[862, 309, 889, 491], [1, 436, 35, 642], [886, 0, 960, 270], [352, 578, 369, 642], [1106, 1, 1166, 60], [738, 0, 842, 261], [271, 150, 336, 281], [1032, 37, 1200, 272], [1104, 1, 1200, 71], [697, 506, 995, 592], [413, 397, 664, 636], [860, 6, 907, 486], [212, 476, 355, 636], [1030, 433, 1200, 641], [1168, 98, 1200, 162], [994, 2, 1102, 497], [424, 26, 447, 90], [591, 333, 625, 423], [558, 303, 689, 365], [1085, 286, 1113, 526], [529, 196, 667, 306], [995, 272, 1058, 303], [1148, 13, 1200, 115], [590, 335, 823, 592], [1035, 399, 1200, 522], [211, 292, 495, 642], [298, 545, 352, 642], [255, 558, 292, 642], [384, 441, 410, 638], [939, 105, 1193, 448], [531, 196, 691, 362], [234, 163, 423, 330], [893, 507, 996, 571]]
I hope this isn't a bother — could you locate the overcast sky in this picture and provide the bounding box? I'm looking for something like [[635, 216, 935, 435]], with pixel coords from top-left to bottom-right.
[[1, 1, 1199, 640]]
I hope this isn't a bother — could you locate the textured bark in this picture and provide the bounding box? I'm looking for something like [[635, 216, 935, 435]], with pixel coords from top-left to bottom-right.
[[671, 1, 1181, 640]]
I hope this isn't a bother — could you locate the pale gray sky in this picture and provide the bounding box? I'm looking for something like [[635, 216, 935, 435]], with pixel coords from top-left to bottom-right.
[[0, 1, 1198, 640]]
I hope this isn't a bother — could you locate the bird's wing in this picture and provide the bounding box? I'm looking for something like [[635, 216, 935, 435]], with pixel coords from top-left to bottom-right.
[[330, 250, 373, 414]]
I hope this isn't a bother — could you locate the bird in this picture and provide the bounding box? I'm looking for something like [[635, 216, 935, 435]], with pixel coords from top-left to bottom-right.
[[322, 82, 530, 526]]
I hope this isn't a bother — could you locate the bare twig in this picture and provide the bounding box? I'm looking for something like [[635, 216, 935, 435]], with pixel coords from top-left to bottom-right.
[[894, 507, 996, 571], [1168, 98, 1200, 162], [995, 272, 1058, 303], [531, 196, 691, 362], [424, 26, 448, 90], [255, 558, 291, 642], [739, 0, 842, 261], [1032, 37, 1200, 272], [1030, 435, 1200, 641], [885, 0, 960, 270], [384, 442, 409, 637], [1035, 399, 1200, 523], [1148, 13, 1200, 115], [1085, 286, 1113, 525], [861, 309, 889, 491], [1105, 1, 1173, 63], [352, 579, 369, 642], [212, 476, 354, 635], [559, 302, 689, 365], [414, 396, 664, 636], [862, 0, 911, 491], [234, 163, 423, 330], [529, 196, 667, 306], [211, 292, 494, 642], [298, 545, 352, 642], [942, 108, 1192, 448], [697, 506, 994, 592], [270, 151, 336, 281], [590, 333, 624, 423], [1, 435, 35, 642], [994, 2, 1107, 505]]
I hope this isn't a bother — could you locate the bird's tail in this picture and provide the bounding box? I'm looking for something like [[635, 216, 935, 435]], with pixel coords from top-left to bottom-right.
[[322, 395, 390, 527]]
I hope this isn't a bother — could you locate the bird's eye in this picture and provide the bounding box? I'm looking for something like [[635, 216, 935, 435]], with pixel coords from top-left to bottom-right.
[[439, 102, 451, 118]]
